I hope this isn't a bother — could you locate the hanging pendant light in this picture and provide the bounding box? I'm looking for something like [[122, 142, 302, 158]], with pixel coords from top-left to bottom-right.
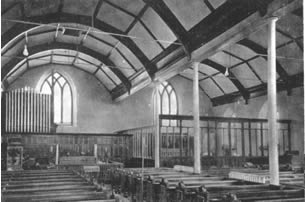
[[55, 23, 60, 38], [224, 67, 229, 77], [23, 32, 29, 56], [61, 27, 66, 34], [23, 44, 29, 56]]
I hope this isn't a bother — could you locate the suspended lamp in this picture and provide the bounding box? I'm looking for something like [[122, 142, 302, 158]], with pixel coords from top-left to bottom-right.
[[224, 67, 229, 77], [55, 24, 60, 38], [61, 27, 66, 34], [23, 32, 29, 56]]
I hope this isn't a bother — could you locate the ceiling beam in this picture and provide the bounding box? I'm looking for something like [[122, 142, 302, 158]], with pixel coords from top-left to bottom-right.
[[93, 0, 104, 18], [2, 2, 22, 15], [1, 12, 157, 79], [58, 0, 64, 14], [1, 42, 131, 93], [211, 73, 303, 106], [292, 7, 302, 18], [187, 0, 272, 53], [143, 0, 191, 57], [237, 38, 291, 94], [156, 0, 301, 83], [202, 59, 250, 102]]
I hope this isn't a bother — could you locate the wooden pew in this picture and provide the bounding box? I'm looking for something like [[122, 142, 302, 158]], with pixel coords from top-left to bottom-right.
[[2, 173, 77, 181], [195, 183, 270, 201], [1, 169, 115, 202], [2, 171, 74, 178], [98, 161, 123, 184], [3, 191, 108, 202], [59, 156, 96, 165], [146, 175, 223, 202], [2, 177, 85, 187], [110, 167, 173, 197], [174, 178, 245, 202], [157, 176, 239, 202], [195, 184, 305, 202], [225, 188, 304, 202], [132, 169, 188, 201]]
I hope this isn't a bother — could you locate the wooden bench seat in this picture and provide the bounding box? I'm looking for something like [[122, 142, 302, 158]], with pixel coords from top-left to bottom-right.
[[2, 173, 76, 181], [113, 167, 177, 196], [2, 184, 96, 194], [3, 180, 90, 189], [255, 198, 305, 202], [194, 184, 304, 202], [146, 175, 223, 202], [158, 177, 240, 202], [1, 169, 114, 202], [235, 189, 304, 202], [132, 170, 192, 201], [2, 177, 85, 186], [3, 191, 108, 202], [59, 156, 96, 165], [2, 172, 72, 178], [2, 169, 67, 174]]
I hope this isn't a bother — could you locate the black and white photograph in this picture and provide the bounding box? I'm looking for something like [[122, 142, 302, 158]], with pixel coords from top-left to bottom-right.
[[1, 0, 304, 201]]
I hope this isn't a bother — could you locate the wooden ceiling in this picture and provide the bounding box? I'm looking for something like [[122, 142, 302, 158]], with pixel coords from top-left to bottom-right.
[[1, 0, 303, 105]]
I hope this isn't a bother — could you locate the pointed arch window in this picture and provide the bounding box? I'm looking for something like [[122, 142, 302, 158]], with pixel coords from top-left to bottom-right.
[[156, 81, 178, 126], [40, 72, 73, 125]]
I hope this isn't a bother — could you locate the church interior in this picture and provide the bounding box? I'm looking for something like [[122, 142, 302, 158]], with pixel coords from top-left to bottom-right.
[[1, 0, 304, 201]]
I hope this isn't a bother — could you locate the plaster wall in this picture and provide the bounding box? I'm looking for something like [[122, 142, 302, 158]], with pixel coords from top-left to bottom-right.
[[6, 64, 211, 133]]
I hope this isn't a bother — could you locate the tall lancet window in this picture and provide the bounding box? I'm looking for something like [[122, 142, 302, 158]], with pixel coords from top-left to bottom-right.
[[40, 72, 73, 125], [156, 81, 178, 126]]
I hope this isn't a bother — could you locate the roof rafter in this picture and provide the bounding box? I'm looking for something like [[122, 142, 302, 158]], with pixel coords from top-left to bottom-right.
[[187, 0, 272, 53], [2, 42, 131, 93], [202, 59, 250, 102], [1, 12, 157, 79], [93, 0, 104, 18], [223, 50, 264, 84], [211, 73, 303, 106], [143, 0, 191, 57], [237, 38, 292, 94], [292, 7, 302, 18]]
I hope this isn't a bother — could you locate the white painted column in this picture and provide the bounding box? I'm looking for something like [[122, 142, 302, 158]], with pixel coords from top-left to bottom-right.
[[55, 144, 59, 165], [267, 17, 279, 185], [192, 62, 201, 174], [154, 83, 160, 168], [94, 144, 98, 160]]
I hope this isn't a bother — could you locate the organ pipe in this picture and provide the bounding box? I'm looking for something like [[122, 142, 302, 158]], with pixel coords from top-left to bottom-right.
[[4, 87, 51, 133]]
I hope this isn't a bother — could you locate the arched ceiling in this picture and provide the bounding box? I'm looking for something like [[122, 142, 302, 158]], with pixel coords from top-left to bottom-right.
[[1, 0, 303, 104]]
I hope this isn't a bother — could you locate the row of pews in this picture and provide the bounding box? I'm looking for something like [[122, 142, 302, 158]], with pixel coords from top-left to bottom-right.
[[104, 167, 304, 202], [1, 169, 115, 202]]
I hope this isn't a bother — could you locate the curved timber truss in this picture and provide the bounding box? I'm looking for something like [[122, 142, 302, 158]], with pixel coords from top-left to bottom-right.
[[1, 0, 303, 104]]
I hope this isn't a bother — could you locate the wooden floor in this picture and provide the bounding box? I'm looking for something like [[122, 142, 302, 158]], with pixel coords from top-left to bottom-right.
[[1, 169, 114, 202]]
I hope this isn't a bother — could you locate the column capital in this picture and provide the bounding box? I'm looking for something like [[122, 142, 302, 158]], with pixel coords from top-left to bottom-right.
[[269, 16, 279, 22], [152, 79, 162, 87], [191, 61, 200, 69]]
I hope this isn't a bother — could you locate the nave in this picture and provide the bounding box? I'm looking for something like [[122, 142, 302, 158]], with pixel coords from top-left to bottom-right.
[[1, 0, 304, 201]]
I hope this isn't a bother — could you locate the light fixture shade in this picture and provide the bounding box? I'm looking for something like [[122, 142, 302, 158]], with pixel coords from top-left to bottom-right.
[[23, 44, 29, 56], [224, 67, 229, 77]]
